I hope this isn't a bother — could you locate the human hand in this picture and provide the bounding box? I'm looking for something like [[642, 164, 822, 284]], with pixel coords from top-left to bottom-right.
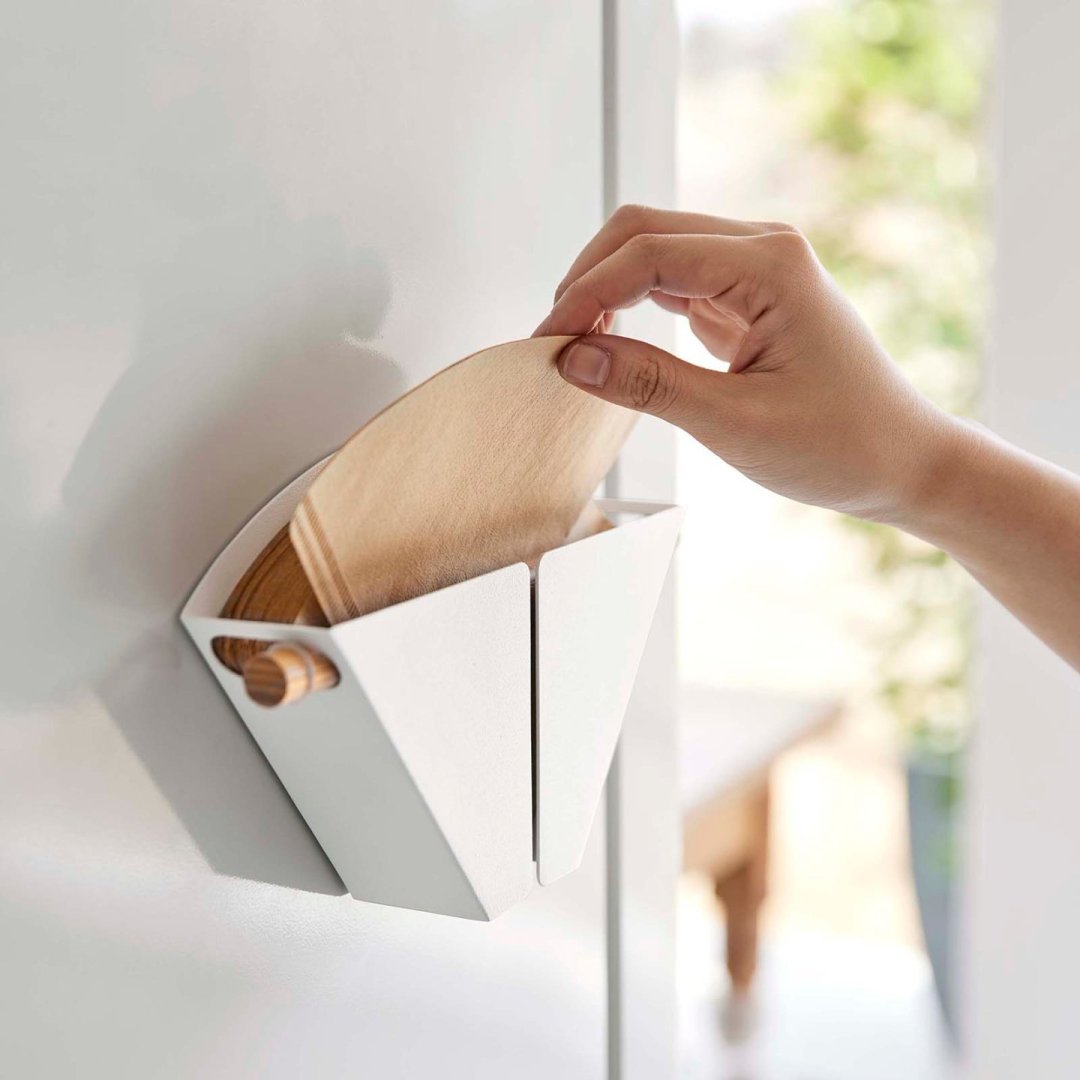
[[534, 205, 958, 526]]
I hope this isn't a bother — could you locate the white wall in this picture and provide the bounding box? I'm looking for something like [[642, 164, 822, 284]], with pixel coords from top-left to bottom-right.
[[0, 2, 616, 1076], [967, 0, 1080, 1073]]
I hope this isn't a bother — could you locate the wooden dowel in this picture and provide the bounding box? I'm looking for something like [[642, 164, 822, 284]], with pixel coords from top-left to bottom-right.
[[240, 643, 339, 707]]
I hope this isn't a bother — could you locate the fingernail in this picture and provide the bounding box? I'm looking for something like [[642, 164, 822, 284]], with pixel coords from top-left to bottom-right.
[[560, 342, 611, 388]]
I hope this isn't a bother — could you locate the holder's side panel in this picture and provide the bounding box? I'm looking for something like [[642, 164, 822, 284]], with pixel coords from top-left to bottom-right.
[[333, 564, 535, 920], [535, 506, 683, 886], [183, 616, 489, 919]]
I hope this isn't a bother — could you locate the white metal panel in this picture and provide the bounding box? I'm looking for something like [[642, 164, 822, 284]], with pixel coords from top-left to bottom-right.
[[332, 569, 533, 919], [0, 0, 609, 1075], [535, 505, 683, 885]]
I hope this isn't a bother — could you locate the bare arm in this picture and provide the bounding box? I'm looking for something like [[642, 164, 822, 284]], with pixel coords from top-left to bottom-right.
[[534, 205, 1080, 669], [906, 422, 1080, 666]]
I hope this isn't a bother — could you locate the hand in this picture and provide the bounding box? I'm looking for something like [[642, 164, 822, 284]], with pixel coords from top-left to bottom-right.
[[536, 205, 1080, 670], [534, 205, 957, 526]]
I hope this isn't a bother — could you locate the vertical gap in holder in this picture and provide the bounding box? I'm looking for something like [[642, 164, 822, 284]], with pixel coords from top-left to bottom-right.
[[529, 572, 539, 863]]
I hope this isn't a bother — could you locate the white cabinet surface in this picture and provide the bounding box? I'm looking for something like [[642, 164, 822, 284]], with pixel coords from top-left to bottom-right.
[[0, 2, 620, 1075]]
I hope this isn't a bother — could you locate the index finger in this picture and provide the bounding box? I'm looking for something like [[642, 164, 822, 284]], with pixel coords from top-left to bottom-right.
[[553, 206, 775, 304], [536, 232, 765, 338]]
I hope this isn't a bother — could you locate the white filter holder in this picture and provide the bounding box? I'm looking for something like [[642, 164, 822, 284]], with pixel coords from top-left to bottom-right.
[[181, 464, 682, 920]]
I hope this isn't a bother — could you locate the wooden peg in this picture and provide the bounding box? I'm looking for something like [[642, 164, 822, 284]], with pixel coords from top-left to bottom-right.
[[240, 643, 339, 707]]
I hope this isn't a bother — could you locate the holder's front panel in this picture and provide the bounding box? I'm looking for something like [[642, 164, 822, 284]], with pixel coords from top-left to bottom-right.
[[533, 504, 683, 886], [331, 565, 534, 920]]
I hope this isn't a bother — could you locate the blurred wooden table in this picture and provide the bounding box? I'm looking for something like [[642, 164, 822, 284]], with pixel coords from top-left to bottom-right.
[[680, 686, 840, 994]]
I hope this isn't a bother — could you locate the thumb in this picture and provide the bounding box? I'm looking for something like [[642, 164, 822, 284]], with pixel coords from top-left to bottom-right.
[[556, 333, 724, 433]]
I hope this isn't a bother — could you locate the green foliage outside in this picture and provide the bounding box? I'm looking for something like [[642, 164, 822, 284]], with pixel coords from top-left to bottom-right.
[[781, 0, 992, 752]]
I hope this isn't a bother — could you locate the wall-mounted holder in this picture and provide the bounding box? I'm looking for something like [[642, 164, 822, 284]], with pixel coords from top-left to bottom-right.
[[181, 462, 682, 921]]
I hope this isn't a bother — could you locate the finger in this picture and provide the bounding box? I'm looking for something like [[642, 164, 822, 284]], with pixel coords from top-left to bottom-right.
[[556, 333, 740, 439], [536, 233, 767, 338], [553, 205, 783, 304]]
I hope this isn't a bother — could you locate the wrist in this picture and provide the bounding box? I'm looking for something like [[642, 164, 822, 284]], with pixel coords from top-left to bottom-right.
[[888, 412, 1008, 561], [883, 412, 988, 545]]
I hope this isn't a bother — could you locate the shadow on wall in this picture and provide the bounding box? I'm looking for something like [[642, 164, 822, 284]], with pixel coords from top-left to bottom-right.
[[0, 82, 408, 894]]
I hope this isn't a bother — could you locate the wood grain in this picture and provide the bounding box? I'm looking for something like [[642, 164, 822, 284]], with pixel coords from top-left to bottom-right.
[[241, 643, 340, 707], [212, 524, 327, 673], [291, 336, 636, 623]]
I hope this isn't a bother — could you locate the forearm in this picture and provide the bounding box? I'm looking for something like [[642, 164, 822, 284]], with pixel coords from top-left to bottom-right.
[[900, 417, 1080, 669]]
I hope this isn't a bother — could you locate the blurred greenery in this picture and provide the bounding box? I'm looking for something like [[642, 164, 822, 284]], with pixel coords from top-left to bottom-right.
[[781, 0, 992, 752]]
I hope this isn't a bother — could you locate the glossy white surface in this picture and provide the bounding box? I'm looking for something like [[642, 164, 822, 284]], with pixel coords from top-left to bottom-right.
[[0, 0, 608, 1074]]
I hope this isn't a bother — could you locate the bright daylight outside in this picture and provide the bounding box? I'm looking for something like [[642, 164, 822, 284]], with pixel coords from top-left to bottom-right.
[[673, 0, 992, 1076]]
